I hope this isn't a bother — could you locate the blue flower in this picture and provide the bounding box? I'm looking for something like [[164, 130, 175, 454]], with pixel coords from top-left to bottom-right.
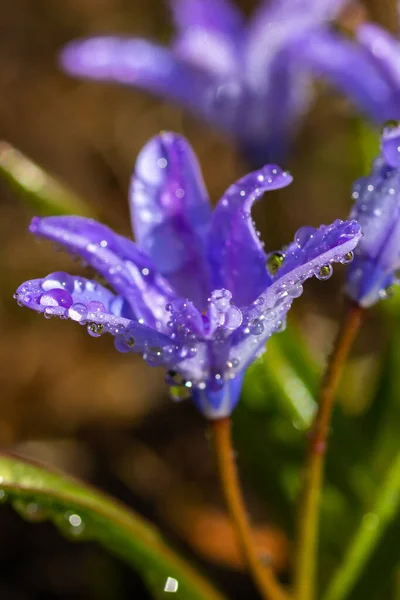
[[15, 132, 361, 418], [286, 13, 400, 125], [59, 0, 347, 165], [346, 123, 400, 307]]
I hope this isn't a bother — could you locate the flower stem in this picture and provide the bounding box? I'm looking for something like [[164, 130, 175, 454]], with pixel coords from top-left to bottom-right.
[[294, 301, 364, 600], [212, 417, 290, 600]]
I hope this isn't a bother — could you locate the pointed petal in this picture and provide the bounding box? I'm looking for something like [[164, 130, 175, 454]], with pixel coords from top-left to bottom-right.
[[226, 219, 362, 376], [60, 37, 217, 116], [131, 132, 211, 307], [346, 154, 400, 306], [245, 0, 349, 90], [169, 0, 244, 76], [285, 30, 396, 122], [15, 274, 183, 365], [29, 216, 176, 328], [208, 164, 292, 306]]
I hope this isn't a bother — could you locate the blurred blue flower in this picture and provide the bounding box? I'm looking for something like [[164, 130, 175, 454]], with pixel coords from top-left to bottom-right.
[[288, 11, 400, 125], [346, 123, 400, 307], [15, 132, 361, 418], [60, 0, 347, 165]]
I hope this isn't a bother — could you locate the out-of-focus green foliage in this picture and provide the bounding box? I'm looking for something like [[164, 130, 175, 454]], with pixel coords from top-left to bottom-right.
[[0, 142, 93, 216], [238, 302, 400, 599], [0, 454, 226, 600]]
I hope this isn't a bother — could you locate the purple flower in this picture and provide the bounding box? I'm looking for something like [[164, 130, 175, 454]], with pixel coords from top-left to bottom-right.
[[59, 0, 347, 165], [346, 123, 400, 307], [15, 132, 361, 418], [286, 14, 400, 125]]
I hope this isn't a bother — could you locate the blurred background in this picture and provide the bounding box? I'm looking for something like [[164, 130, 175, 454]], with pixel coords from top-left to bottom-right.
[[0, 1, 399, 598]]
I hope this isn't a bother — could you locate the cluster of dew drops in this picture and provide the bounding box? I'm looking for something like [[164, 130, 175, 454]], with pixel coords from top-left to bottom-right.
[[14, 272, 119, 339]]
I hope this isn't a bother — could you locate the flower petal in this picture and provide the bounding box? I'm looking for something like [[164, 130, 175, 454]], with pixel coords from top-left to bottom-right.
[[346, 155, 400, 306], [15, 275, 182, 364], [169, 0, 244, 76], [208, 164, 292, 306], [245, 0, 348, 90], [286, 30, 396, 122], [60, 37, 217, 116], [357, 24, 400, 95], [130, 132, 211, 308], [226, 219, 362, 376], [29, 216, 176, 328], [191, 373, 244, 419]]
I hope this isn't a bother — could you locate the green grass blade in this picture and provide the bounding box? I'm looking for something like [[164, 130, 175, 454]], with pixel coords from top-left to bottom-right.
[[323, 450, 400, 600], [0, 453, 226, 600], [0, 142, 93, 216]]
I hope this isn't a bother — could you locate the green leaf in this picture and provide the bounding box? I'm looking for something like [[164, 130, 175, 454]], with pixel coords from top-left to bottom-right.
[[323, 450, 400, 600], [0, 453, 225, 600], [0, 142, 93, 216]]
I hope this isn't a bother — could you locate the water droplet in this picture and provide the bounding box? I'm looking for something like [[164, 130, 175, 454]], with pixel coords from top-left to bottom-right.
[[316, 264, 333, 280], [276, 319, 286, 332], [379, 285, 395, 299], [126, 336, 135, 348], [264, 309, 277, 321], [169, 385, 191, 401], [266, 252, 285, 275], [56, 511, 87, 539], [68, 303, 88, 322], [249, 318, 264, 335], [12, 498, 48, 522], [87, 322, 104, 337], [223, 305, 242, 330], [289, 284, 303, 298], [209, 289, 232, 313], [42, 272, 75, 293], [86, 301, 105, 313], [340, 251, 354, 265], [0, 489, 7, 503], [40, 289, 73, 308]]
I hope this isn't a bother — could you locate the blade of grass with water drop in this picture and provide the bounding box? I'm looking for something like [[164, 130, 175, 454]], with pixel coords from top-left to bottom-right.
[[0, 453, 226, 600], [0, 142, 93, 216]]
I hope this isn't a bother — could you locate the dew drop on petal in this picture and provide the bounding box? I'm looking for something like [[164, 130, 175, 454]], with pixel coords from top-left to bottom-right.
[[169, 385, 191, 402], [87, 322, 104, 337], [42, 272, 74, 293], [39, 289, 73, 308], [68, 303, 88, 322], [289, 284, 303, 298], [266, 252, 285, 275], [249, 318, 264, 335], [223, 305, 243, 330], [126, 336, 135, 348], [86, 301, 105, 313], [340, 251, 354, 265], [316, 264, 333, 280]]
